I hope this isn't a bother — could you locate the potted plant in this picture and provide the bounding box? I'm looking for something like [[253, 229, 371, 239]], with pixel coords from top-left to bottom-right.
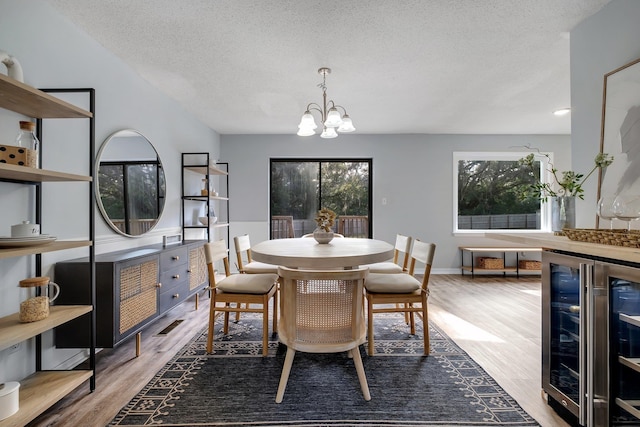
[[313, 208, 337, 243], [518, 147, 613, 232]]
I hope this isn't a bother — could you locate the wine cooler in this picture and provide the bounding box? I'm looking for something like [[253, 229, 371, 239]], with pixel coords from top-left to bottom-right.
[[543, 251, 640, 426]]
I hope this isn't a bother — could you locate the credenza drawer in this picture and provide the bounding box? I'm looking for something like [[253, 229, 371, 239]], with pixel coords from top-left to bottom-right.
[[159, 264, 189, 293], [160, 247, 188, 272], [159, 281, 189, 313]]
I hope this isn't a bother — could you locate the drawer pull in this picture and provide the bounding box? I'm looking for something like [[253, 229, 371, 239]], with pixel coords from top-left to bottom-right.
[[173, 293, 179, 299], [157, 282, 162, 288], [173, 274, 180, 279], [172, 256, 180, 261]]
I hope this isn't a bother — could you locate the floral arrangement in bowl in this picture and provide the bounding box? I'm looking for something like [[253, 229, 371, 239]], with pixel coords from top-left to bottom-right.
[[518, 146, 613, 202], [315, 207, 337, 232]]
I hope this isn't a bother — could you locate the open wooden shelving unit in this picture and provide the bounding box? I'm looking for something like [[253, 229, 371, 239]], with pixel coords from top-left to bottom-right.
[[181, 153, 229, 243], [0, 73, 95, 427], [459, 246, 542, 278]]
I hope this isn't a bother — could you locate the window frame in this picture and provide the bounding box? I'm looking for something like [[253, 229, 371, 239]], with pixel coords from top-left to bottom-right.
[[452, 151, 553, 234], [269, 158, 373, 237]]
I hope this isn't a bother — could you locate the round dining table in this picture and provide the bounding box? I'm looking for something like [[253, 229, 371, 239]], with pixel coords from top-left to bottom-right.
[[251, 237, 394, 269]]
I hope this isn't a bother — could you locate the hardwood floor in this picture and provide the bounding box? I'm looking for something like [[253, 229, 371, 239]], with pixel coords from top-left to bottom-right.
[[428, 274, 569, 427], [29, 274, 569, 427]]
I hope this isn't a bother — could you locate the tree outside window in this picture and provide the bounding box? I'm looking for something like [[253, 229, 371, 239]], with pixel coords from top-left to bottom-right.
[[454, 152, 547, 232]]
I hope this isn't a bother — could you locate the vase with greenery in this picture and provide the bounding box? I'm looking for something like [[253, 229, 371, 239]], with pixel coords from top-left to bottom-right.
[[313, 207, 337, 243], [518, 148, 613, 232]]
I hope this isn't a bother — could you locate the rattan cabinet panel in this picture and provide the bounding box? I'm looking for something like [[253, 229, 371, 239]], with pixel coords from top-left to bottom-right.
[[117, 258, 159, 336], [189, 245, 207, 291]]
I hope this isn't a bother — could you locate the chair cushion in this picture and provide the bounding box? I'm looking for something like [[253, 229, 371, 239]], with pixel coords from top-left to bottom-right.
[[217, 273, 278, 294], [366, 261, 403, 274], [244, 261, 279, 274], [365, 272, 421, 293]]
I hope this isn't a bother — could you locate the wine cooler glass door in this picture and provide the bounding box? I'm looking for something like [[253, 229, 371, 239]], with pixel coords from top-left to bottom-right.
[[549, 263, 581, 402], [542, 251, 591, 423], [605, 264, 640, 425]]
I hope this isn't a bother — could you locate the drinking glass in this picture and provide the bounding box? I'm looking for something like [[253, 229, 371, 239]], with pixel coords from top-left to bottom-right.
[[612, 194, 640, 231], [597, 195, 617, 229]]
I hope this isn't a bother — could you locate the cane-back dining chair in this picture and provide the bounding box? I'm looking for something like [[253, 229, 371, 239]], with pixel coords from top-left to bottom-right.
[[364, 239, 436, 355], [366, 234, 412, 273], [271, 215, 295, 239], [204, 240, 279, 356], [275, 266, 371, 403], [337, 215, 369, 238]]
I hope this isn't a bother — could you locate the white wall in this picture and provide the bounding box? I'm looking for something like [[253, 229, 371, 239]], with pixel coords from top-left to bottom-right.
[[571, 0, 640, 226], [0, 0, 218, 381], [220, 133, 571, 272]]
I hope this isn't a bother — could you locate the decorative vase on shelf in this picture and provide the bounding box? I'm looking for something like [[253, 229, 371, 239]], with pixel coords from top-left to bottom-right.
[[551, 196, 576, 234], [313, 227, 334, 244]]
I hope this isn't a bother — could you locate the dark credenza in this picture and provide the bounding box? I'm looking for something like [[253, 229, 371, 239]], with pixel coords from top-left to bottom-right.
[[54, 241, 208, 348]]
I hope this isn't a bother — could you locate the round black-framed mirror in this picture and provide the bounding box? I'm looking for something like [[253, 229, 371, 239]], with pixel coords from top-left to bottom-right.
[[95, 129, 166, 237]]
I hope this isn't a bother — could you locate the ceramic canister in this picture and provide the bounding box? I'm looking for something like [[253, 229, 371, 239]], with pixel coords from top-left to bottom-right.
[[11, 221, 40, 238], [0, 382, 20, 421]]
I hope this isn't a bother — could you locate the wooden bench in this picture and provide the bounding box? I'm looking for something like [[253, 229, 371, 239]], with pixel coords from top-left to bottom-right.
[[459, 246, 542, 278]]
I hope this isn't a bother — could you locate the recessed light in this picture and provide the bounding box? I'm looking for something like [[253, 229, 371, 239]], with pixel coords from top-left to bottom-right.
[[553, 108, 571, 116]]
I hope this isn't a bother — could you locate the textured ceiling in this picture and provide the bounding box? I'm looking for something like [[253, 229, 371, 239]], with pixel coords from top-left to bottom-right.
[[48, 0, 611, 135]]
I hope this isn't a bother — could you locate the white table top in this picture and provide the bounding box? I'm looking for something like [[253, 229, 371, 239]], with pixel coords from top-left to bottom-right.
[[251, 237, 394, 269]]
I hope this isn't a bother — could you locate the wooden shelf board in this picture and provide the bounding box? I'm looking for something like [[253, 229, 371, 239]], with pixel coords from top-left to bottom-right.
[[459, 246, 542, 252], [0, 74, 92, 118], [183, 164, 228, 176], [461, 266, 518, 272], [183, 195, 228, 201], [615, 398, 640, 421], [0, 370, 93, 427], [0, 305, 92, 351], [0, 163, 91, 182], [184, 222, 229, 229], [209, 222, 229, 229], [620, 313, 640, 328], [0, 240, 91, 260], [619, 356, 640, 374]]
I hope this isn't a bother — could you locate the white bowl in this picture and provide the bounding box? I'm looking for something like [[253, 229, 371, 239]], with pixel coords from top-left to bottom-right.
[[198, 216, 218, 226]]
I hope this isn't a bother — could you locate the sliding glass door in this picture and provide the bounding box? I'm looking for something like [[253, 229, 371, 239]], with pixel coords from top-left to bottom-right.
[[270, 159, 372, 238]]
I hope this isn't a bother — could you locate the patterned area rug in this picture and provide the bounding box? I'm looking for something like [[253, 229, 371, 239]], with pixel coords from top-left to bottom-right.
[[109, 315, 539, 426]]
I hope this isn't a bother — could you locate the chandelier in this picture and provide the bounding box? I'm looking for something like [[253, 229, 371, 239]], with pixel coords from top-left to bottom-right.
[[297, 67, 355, 138]]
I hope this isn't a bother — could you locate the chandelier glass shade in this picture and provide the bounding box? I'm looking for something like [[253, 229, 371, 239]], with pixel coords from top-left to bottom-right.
[[297, 67, 355, 138]]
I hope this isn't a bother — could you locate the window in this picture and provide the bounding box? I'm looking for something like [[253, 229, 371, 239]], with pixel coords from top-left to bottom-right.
[[270, 159, 372, 238], [453, 152, 551, 233], [98, 161, 165, 235]]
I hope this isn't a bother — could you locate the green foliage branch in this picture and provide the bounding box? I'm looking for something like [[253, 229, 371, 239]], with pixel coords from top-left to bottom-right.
[[518, 146, 613, 202]]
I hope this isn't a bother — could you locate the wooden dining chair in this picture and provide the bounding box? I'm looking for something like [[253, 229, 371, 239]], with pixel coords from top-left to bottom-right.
[[204, 240, 279, 356], [366, 234, 412, 273], [275, 266, 371, 403], [233, 234, 279, 274], [338, 215, 369, 238], [364, 240, 436, 356], [271, 215, 295, 239]]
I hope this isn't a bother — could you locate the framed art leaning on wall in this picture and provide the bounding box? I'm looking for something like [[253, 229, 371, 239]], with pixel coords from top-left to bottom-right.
[[598, 57, 640, 202]]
